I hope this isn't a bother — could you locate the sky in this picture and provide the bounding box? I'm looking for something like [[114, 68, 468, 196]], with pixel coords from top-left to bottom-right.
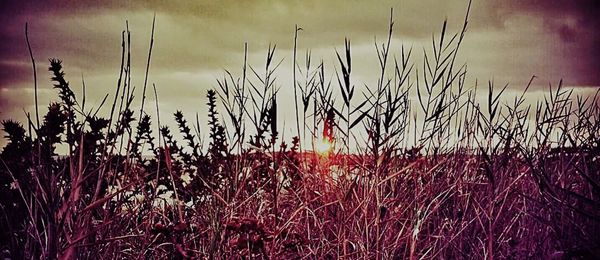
[[0, 0, 598, 148]]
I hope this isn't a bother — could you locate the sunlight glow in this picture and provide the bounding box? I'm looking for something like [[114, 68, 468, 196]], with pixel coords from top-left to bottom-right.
[[315, 138, 334, 155]]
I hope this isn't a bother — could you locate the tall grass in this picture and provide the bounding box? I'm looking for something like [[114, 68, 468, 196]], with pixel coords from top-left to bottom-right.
[[1, 2, 599, 259]]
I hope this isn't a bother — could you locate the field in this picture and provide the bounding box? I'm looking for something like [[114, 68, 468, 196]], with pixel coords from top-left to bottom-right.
[[1, 4, 600, 260]]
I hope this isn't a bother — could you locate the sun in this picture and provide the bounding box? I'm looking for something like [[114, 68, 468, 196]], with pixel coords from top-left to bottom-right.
[[315, 138, 334, 155]]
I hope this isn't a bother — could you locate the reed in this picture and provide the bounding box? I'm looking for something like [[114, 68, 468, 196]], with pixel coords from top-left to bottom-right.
[[1, 1, 599, 258]]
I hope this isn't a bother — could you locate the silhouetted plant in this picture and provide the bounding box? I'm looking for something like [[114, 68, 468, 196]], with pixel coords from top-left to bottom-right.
[[2, 2, 600, 258], [207, 89, 228, 160]]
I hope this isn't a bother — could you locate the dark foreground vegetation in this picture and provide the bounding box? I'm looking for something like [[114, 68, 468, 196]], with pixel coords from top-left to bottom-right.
[[1, 4, 599, 259]]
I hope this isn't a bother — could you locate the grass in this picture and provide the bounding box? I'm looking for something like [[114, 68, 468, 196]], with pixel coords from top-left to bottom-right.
[[1, 2, 600, 259]]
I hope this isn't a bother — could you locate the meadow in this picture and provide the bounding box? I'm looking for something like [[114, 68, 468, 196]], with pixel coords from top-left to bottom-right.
[[1, 4, 599, 259]]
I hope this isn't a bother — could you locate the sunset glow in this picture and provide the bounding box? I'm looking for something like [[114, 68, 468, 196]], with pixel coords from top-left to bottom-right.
[[315, 138, 334, 156]]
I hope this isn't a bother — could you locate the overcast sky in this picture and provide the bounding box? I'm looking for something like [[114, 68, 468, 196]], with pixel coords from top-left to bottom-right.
[[0, 0, 598, 147]]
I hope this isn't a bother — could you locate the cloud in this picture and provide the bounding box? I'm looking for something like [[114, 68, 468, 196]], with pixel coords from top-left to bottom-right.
[[488, 0, 600, 85], [0, 0, 598, 148]]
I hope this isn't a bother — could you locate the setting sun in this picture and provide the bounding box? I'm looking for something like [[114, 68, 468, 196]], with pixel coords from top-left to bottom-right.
[[315, 138, 334, 155]]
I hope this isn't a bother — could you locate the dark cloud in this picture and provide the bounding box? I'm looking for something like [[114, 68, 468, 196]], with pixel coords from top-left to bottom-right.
[[0, 62, 31, 87], [488, 0, 600, 85], [556, 24, 577, 43], [0, 0, 598, 144]]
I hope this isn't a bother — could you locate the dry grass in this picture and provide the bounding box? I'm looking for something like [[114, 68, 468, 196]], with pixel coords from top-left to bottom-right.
[[1, 2, 600, 259]]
